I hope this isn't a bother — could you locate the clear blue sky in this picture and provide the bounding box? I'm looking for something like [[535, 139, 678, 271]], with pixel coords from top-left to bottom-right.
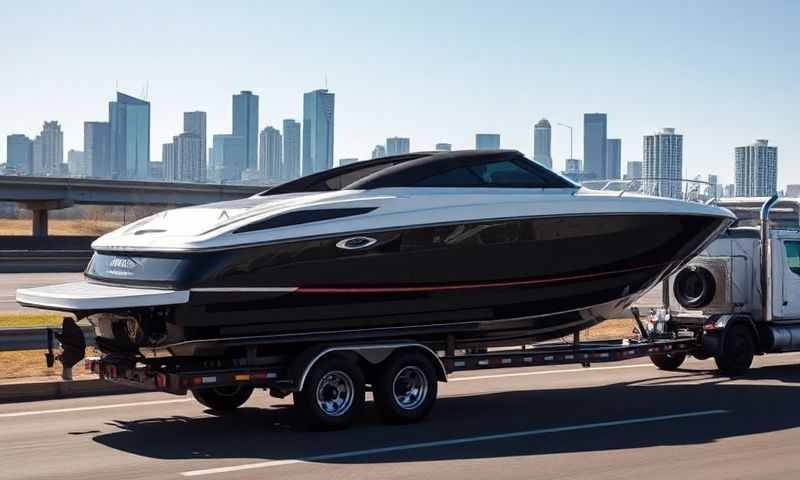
[[2, 0, 797, 186]]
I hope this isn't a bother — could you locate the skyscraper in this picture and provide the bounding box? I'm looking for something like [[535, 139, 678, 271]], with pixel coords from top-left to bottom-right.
[[475, 133, 500, 150], [67, 149, 86, 177], [643, 128, 683, 199], [386, 137, 410, 155], [232, 91, 258, 172], [372, 145, 387, 159], [184, 111, 207, 181], [84, 122, 111, 178], [32, 121, 64, 175], [173, 133, 204, 182], [162, 142, 176, 181], [735, 139, 778, 197], [625, 161, 642, 180], [259, 126, 282, 179], [706, 174, 721, 199], [583, 113, 607, 179], [109, 92, 150, 179], [302, 89, 335, 175], [533, 119, 552, 168], [6, 134, 33, 174], [211, 134, 246, 182], [565, 158, 581, 174], [339, 158, 358, 166], [606, 138, 621, 179], [282, 119, 301, 180], [435, 143, 452, 152]]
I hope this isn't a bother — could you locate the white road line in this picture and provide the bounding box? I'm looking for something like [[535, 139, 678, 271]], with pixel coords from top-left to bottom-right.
[[0, 398, 191, 418], [181, 409, 729, 477]]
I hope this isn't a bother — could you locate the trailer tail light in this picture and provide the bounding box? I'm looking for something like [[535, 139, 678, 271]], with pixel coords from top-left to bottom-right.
[[191, 376, 217, 385], [235, 374, 251, 381], [155, 373, 167, 388]]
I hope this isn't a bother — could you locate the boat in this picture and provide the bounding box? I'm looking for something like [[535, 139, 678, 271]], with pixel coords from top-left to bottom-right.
[[17, 150, 735, 355]]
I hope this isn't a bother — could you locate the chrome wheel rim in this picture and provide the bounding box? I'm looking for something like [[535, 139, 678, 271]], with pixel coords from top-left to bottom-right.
[[393, 366, 428, 411], [315, 370, 354, 417]]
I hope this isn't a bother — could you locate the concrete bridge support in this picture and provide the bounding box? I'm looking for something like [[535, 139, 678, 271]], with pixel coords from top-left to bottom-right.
[[18, 200, 75, 238]]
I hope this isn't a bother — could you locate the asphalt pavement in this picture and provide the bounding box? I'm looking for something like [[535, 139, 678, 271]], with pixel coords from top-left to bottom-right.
[[0, 272, 84, 312], [2, 354, 800, 480]]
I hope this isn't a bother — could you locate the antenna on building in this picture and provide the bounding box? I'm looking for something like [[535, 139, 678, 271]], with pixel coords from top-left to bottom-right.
[[324, 74, 328, 90], [141, 81, 150, 101]]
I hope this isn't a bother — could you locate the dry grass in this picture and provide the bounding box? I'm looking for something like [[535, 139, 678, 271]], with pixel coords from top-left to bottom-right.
[[0, 218, 122, 236], [0, 312, 64, 328], [584, 318, 637, 340], [0, 350, 61, 379]]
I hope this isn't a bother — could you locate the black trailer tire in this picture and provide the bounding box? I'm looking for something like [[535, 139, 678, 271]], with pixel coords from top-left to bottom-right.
[[293, 355, 365, 431], [715, 324, 754, 376], [373, 350, 438, 424], [649, 352, 687, 371], [193, 385, 254, 411]]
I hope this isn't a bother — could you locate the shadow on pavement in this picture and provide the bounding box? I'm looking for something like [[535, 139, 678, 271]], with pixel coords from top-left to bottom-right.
[[92, 363, 800, 465]]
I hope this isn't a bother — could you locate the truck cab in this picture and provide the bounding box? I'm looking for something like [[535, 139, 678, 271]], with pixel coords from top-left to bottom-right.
[[648, 196, 800, 374]]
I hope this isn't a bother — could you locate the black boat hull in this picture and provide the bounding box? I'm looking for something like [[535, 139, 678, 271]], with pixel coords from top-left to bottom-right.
[[84, 212, 731, 351]]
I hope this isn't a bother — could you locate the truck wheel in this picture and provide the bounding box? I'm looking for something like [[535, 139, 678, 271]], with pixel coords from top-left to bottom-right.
[[373, 350, 438, 424], [293, 355, 365, 430], [649, 352, 687, 371], [715, 324, 754, 376], [193, 385, 254, 411]]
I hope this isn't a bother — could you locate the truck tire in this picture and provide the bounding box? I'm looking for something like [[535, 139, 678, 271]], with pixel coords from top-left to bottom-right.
[[715, 324, 754, 376], [373, 350, 438, 424], [649, 352, 687, 371], [293, 355, 365, 430], [193, 385, 254, 411]]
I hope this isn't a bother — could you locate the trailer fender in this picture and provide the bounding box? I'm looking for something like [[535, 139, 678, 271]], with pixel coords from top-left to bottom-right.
[[290, 342, 447, 392]]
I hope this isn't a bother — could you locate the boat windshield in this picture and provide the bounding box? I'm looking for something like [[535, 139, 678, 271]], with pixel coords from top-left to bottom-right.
[[258, 153, 431, 196], [347, 151, 578, 190]]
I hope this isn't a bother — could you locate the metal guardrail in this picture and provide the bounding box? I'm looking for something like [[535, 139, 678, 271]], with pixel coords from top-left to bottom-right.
[[0, 326, 95, 352]]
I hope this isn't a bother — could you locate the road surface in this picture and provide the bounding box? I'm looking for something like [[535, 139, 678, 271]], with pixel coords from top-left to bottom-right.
[[0, 272, 84, 312], [2, 354, 800, 480]]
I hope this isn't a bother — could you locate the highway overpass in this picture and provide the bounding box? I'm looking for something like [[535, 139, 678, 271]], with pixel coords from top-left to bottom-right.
[[0, 175, 271, 237]]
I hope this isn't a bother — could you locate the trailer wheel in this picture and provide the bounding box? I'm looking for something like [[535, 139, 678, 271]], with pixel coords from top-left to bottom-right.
[[373, 350, 438, 424], [715, 324, 754, 376], [193, 385, 254, 411], [649, 352, 687, 371], [293, 355, 365, 430]]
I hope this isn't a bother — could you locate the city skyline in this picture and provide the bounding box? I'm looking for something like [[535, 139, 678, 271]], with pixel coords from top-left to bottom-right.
[[0, 2, 796, 186]]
